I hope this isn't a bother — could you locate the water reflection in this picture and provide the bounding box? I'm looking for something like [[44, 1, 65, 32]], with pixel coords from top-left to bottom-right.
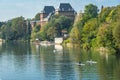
[[0, 42, 120, 80], [54, 45, 63, 54]]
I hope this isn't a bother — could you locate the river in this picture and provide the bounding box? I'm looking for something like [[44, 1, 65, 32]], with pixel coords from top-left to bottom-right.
[[0, 42, 120, 80]]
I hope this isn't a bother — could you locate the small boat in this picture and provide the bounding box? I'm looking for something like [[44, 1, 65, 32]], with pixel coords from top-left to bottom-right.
[[86, 60, 97, 64], [76, 62, 85, 66]]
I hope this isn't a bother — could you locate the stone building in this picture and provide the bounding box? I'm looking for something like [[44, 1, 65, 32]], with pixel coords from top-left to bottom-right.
[[30, 3, 76, 28], [30, 6, 55, 28], [40, 6, 55, 26], [30, 20, 40, 29], [55, 3, 76, 20]]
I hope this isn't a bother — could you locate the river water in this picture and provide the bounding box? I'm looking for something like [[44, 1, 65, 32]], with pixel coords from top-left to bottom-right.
[[0, 42, 120, 80]]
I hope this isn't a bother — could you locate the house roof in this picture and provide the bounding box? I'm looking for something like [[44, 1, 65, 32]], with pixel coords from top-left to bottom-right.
[[59, 3, 74, 11], [42, 6, 55, 13]]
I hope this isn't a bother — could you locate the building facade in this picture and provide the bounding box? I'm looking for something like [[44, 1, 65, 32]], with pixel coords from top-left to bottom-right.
[[40, 6, 55, 26], [31, 3, 76, 28], [55, 3, 76, 20]]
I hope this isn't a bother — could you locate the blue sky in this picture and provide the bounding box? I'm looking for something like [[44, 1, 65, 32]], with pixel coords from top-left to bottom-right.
[[0, 0, 120, 21]]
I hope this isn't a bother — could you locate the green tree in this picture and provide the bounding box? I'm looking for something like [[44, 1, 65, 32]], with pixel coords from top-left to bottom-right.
[[47, 27, 57, 41], [38, 15, 73, 40], [99, 7, 112, 23], [31, 25, 41, 40], [82, 18, 98, 48], [69, 13, 83, 45], [0, 22, 5, 28], [83, 4, 98, 22], [11, 17, 27, 40], [26, 20, 32, 40], [0, 16, 29, 41], [34, 13, 40, 20], [0, 23, 14, 40], [33, 25, 40, 33], [113, 22, 120, 49], [70, 26, 80, 44]]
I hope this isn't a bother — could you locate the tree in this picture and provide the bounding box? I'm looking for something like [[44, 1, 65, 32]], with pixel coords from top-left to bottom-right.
[[83, 4, 98, 22], [26, 20, 32, 40], [33, 25, 40, 33], [70, 26, 81, 44], [113, 22, 120, 49], [11, 17, 27, 40], [34, 13, 40, 20], [99, 7, 112, 23], [0, 22, 5, 28], [37, 15, 73, 40], [69, 13, 84, 45], [47, 27, 57, 41], [31, 25, 41, 40], [0, 23, 14, 40], [0, 16, 29, 41], [82, 18, 98, 48]]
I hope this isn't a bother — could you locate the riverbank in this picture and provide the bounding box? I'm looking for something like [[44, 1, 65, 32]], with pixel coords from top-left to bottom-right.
[[63, 42, 117, 54]]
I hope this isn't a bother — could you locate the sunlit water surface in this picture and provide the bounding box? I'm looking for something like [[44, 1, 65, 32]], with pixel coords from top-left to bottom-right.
[[0, 42, 120, 80]]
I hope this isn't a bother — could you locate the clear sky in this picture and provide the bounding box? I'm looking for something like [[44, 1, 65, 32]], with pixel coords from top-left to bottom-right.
[[0, 0, 120, 21]]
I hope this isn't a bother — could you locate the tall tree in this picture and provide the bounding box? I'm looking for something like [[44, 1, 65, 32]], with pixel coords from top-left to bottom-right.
[[34, 13, 40, 20], [0, 22, 5, 28], [37, 15, 73, 40], [0, 16, 29, 40], [26, 20, 32, 40], [83, 4, 98, 22], [70, 26, 80, 44], [113, 22, 120, 49]]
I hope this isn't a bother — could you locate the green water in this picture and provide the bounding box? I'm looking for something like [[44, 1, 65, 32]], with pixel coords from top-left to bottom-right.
[[0, 42, 120, 80]]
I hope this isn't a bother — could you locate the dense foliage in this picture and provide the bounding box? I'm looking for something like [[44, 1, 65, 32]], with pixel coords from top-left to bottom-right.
[[31, 15, 73, 41], [0, 22, 5, 28], [69, 4, 120, 54], [0, 4, 120, 54], [83, 4, 98, 22], [31, 25, 41, 41], [34, 13, 40, 20], [0, 17, 31, 41]]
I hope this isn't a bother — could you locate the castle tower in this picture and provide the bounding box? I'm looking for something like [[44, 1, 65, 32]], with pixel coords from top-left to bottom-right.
[[40, 6, 55, 26], [55, 3, 77, 20]]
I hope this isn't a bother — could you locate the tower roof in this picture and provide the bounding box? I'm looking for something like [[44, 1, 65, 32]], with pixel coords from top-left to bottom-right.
[[42, 6, 55, 13], [59, 3, 74, 11]]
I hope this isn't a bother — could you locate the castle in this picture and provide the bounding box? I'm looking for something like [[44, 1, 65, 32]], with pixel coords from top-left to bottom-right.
[[31, 3, 76, 28]]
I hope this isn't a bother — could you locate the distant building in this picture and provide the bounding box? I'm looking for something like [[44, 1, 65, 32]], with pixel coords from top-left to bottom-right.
[[40, 6, 55, 26], [30, 3, 76, 28], [30, 20, 40, 29], [55, 3, 76, 20], [30, 6, 55, 28]]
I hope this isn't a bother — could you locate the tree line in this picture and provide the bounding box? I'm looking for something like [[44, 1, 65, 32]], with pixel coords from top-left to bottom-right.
[[0, 17, 31, 41], [0, 4, 120, 54], [69, 4, 120, 54]]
